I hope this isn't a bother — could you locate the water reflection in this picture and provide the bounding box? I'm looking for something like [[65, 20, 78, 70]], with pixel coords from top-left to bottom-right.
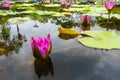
[[0, 25, 27, 56], [0, 12, 120, 80], [34, 57, 54, 79], [0, 65, 7, 79], [58, 33, 79, 40], [97, 16, 120, 31], [51, 14, 80, 28], [80, 25, 91, 31]]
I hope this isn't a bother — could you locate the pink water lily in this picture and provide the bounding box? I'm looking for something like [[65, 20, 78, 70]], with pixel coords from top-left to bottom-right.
[[60, 0, 64, 4], [46, 0, 50, 3], [81, 15, 91, 26], [2, 0, 11, 9], [105, 1, 116, 12], [65, 0, 72, 8], [31, 34, 52, 59]]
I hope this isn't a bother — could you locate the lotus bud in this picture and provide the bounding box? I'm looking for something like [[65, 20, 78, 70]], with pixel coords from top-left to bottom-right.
[[81, 15, 91, 27], [105, 1, 116, 12], [2, 0, 11, 9], [31, 34, 52, 60]]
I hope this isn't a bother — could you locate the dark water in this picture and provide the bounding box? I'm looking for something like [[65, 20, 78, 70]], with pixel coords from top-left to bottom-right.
[[0, 14, 120, 80]]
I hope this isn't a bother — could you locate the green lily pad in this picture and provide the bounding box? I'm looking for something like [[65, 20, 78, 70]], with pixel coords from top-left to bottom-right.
[[51, 12, 65, 17], [78, 30, 120, 50], [8, 17, 31, 24], [0, 12, 8, 16], [35, 11, 56, 16], [63, 8, 84, 12], [20, 10, 34, 14], [44, 4, 60, 7]]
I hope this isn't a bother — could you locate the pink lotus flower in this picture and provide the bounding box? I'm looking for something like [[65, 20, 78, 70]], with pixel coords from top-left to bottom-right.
[[81, 15, 91, 26], [31, 34, 52, 59], [105, 1, 116, 12], [65, 0, 72, 8], [2, 0, 11, 9], [60, 0, 64, 4], [46, 0, 50, 3]]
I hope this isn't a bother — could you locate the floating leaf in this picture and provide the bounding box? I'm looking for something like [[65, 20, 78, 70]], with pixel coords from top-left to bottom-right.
[[8, 17, 31, 24], [63, 8, 83, 12], [58, 27, 80, 35], [44, 4, 60, 7], [62, 12, 72, 16], [51, 13, 65, 17], [0, 12, 8, 16], [35, 11, 56, 16], [78, 30, 120, 50]]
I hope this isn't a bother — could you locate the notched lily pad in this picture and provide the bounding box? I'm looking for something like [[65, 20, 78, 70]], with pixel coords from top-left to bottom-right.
[[78, 30, 120, 50]]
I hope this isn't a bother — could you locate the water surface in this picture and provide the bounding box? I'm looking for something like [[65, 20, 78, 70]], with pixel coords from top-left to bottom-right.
[[0, 14, 120, 80]]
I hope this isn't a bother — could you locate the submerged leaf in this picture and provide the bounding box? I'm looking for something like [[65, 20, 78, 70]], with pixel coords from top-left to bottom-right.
[[78, 30, 120, 50]]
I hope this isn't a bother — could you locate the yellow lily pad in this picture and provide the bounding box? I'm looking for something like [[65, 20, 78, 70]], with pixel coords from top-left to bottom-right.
[[58, 27, 80, 35], [78, 30, 120, 50], [52, 13, 65, 17]]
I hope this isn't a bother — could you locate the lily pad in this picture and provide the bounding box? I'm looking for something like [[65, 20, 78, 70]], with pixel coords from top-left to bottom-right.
[[44, 4, 60, 7], [63, 8, 84, 12], [35, 11, 56, 16], [62, 12, 72, 16], [52, 13, 65, 17], [78, 30, 120, 50], [0, 12, 8, 16], [8, 17, 31, 24], [58, 27, 80, 35]]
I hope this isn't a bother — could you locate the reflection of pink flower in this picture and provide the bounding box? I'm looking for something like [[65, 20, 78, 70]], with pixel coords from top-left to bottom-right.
[[2, 0, 11, 9], [81, 25, 90, 31], [81, 15, 91, 24], [41, 0, 45, 3], [105, 1, 116, 11], [31, 34, 52, 59]]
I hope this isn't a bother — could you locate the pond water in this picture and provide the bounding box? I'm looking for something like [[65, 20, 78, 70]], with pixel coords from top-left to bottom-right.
[[0, 13, 120, 80]]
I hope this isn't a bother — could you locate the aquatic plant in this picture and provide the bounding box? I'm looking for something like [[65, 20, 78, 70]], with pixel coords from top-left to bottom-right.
[[78, 30, 120, 50], [31, 34, 52, 59], [1, 25, 10, 37], [60, 0, 72, 8], [34, 57, 54, 79], [104, 1, 116, 19], [105, 1, 116, 12], [81, 15, 91, 27], [2, 0, 11, 9], [65, 0, 72, 8]]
